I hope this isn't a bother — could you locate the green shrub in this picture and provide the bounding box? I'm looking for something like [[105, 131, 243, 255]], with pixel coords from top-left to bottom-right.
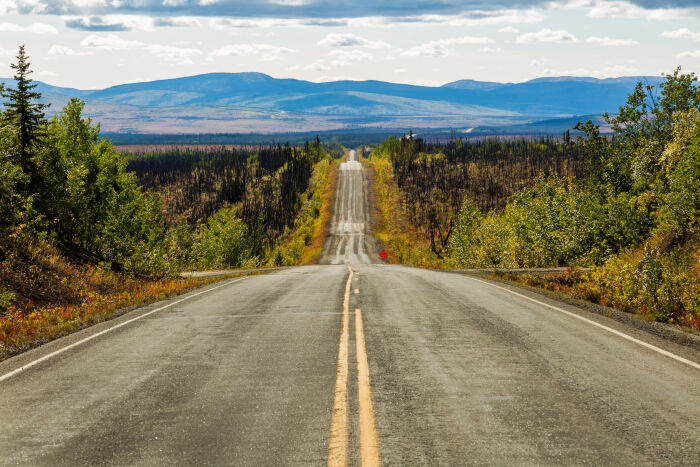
[[193, 208, 248, 268], [0, 289, 15, 310]]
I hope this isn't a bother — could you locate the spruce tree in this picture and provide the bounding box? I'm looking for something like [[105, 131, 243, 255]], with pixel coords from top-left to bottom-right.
[[2, 45, 47, 183]]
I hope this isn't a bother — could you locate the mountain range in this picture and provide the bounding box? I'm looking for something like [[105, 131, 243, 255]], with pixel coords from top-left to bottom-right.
[[0, 73, 663, 136]]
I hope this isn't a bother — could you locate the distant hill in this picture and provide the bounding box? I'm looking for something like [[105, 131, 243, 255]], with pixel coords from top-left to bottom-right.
[[0, 78, 91, 99], [0, 73, 664, 135], [442, 79, 507, 91]]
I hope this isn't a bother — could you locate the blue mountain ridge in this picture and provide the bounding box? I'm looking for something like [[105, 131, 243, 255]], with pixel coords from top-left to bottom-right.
[[0, 73, 665, 134], [76, 72, 663, 115]]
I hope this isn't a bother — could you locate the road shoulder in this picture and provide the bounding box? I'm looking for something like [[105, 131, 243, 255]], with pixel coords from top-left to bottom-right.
[[439, 267, 700, 361], [0, 275, 251, 379]]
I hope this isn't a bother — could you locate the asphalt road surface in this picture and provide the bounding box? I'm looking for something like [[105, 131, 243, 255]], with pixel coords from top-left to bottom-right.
[[319, 150, 380, 265], [1, 151, 699, 465]]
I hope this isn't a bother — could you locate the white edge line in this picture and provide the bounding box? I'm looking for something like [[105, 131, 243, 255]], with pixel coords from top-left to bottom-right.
[[0, 277, 248, 383], [466, 276, 700, 371]]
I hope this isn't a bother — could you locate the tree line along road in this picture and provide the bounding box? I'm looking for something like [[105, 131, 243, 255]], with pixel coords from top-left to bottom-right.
[[0, 150, 698, 465]]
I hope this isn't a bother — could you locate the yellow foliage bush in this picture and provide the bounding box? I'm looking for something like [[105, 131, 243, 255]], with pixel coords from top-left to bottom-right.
[[272, 157, 335, 266]]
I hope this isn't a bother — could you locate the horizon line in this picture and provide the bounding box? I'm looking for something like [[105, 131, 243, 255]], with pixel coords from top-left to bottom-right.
[[0, 71, 666, 92]]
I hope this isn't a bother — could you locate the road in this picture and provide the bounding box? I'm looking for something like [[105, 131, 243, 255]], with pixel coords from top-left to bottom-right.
[[320, 150, 380, 265], [1, 151, 699, 465]]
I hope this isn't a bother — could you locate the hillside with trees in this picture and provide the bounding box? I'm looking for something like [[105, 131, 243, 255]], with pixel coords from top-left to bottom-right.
[[369, 68, 699, 329], [0, 47, 336, 358], [122, 139, 330, 266], [371, 133, 586, 260], [7, 71, 664, 136]]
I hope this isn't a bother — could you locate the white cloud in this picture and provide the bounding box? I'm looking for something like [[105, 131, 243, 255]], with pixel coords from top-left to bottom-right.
[[209, 17, 295, 29], [0, 21, 57, 34], [541, 64, 640, 78], [269, 0, 307, 5], [551, 0, 690, 21], [74, 35, 201, 64], [154, 16, 201, 27], [661, 28, 700, 41], [481, 47, 503, 53], [394, 68, 408, 73], [0, 46, 15, 56], [208, 16, 348, 29], [48, 44, 72, 55], [303, 61, 330, 72], [48, 44, 94, 55], [328, 48, 373, 66], [586, 1, 686, 20], [404, 9, 543, 27], [193, 8, 542, 32], [498, 26, 519, 33], [516, 29, 577, 44], [317, 33, 390, 49], [678, 50, 700, 58], [81, 34, 146, 50], [530, 58, 546, 67], [209, 43, 296, 61], [64, 14, 156, 31], [11, 0, 47, 14], [0, 1, 18, 15], [401, 36, 494, 57], [68, 0, 107, 6], [343, 17, 386, 28], [146, 45, 201, 64], [461, 9, 542, 26], [586, 36, 639, 47]]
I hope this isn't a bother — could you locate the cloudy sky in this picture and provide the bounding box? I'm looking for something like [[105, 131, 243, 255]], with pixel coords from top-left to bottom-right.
[[0, 0, 699, 89]]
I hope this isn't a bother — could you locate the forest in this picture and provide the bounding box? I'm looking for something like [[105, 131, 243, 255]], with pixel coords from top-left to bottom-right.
[[369, 68, 699, 328], [122, 139, 330, 267], [0, 47, 335, 356], [1, 43, 698, 354], [0, 47, 332, 275], [372, 134, 586, 258]]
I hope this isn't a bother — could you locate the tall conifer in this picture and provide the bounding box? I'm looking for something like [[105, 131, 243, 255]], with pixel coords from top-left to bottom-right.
[[2, 45, 47, 183]]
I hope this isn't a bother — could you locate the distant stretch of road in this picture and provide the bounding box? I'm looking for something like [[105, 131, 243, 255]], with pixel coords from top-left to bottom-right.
[[320, 150, 379, 265], [0, 150, 698, 465]]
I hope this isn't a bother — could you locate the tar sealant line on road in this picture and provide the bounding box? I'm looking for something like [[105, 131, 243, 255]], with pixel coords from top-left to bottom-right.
[[466, 276, 700, 371], [0, 277, 249, 383], [332, 164, 342, 230], [355, 307, 380, 467], [228, 312, 345, 318], [334, 236, 345, 263], [340, 166, 348, 227], [349, 169, 355, 229], [329, 266, 380, 466], [328, 265, 352, 467]]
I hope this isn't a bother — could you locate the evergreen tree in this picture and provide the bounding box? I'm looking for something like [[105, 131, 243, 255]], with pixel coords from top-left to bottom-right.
[[2, 45, 47, 184]]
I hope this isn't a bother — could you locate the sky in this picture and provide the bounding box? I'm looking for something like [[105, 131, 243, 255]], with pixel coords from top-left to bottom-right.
[[0, 0, 699, 89]]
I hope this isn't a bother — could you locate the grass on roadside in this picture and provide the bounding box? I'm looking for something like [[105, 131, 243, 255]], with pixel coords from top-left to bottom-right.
[[299, 159, 338, 264], [494, 232, 700, 331], [365, 156, 445, 268], [269, 157, 337, 266], [0, 239, 223, 360]]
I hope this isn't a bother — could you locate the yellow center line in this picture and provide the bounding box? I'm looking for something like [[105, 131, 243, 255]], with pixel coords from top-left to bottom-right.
[[355, 307, 380, 467], [328, 265, 353, 467]]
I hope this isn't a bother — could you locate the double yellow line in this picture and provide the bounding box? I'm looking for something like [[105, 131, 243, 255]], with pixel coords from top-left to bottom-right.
[[328, 266, 380, 467]]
